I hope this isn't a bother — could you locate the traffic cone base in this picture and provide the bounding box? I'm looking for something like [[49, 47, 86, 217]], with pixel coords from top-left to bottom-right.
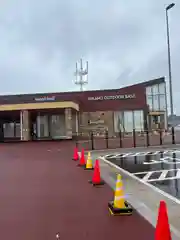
[[77, 163, 86, 167], [108, 201, 133, 216], [109, 174, 133, 216], [88, 179, 105, 186], [73, 158, 78, 161], [84, 166, 94, 170]]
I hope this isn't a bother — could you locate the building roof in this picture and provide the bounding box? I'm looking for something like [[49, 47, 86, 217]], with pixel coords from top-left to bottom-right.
[[0, 76, 165, 98], [0, 76, 164, 109], [140, 77, 165, 87]]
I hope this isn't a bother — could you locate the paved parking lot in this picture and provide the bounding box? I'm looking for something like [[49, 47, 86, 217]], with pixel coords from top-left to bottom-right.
[[103, 149, 180, 199], [0, 142, 155, 240]]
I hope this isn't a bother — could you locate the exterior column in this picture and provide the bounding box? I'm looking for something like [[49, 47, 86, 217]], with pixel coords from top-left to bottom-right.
[[75, 111, 79, 133], [20, 111, 23, 140], [21, 110, 30, 141], [65, 108, 72, 138], [37, 113, 41, 138]]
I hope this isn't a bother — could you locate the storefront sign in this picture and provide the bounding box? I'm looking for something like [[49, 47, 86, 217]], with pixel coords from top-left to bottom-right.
[[34, 96, 56, 102], [89, 120, 105, 124], [88, 94, 136, 101]]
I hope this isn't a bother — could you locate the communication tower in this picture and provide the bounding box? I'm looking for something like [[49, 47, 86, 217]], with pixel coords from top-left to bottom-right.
[[74, 58, 88, 91]]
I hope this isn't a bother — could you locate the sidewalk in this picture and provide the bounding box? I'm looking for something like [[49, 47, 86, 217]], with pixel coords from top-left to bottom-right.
[[0, 142, 154, 239]]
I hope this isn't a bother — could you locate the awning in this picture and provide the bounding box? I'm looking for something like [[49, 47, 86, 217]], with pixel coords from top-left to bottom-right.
[[0, 101, 79, 111]]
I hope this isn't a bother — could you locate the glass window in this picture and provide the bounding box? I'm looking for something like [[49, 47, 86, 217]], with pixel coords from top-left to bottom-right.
[[3, 123, 15, 138], [152, 85, 159, 95], [114, 111, 124, 132], [159, 83, 165, 94], [133, 110, 144, 131], [159, 94, 166, 110], [124, 111, 134, 132], [153, 95, 159, 111], [147, 95, 153, 110], [15, 123, 20, 137], [146, 86, 152, 95]]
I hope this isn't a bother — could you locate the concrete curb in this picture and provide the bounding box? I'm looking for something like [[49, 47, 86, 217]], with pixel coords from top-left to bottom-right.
[[99, 157, 180, 240]]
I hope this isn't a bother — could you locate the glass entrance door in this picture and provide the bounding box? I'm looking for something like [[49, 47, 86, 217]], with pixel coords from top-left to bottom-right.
[[50, 115, 65, 139], [36, 113, 66, 140], [37, 115, 49, 139]]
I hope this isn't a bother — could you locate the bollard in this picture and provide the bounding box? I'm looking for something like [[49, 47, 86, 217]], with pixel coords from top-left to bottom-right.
[[119, 130, 122, 148], [146, 130, 149, 147], [105, 130, 109, 149], [159, 128, 162, 145], [171, 127, 175, 144], [133, 129, 136, 148], [90, 132, 94, 150]]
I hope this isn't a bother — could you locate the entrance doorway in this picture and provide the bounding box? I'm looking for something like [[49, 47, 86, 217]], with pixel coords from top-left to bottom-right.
[[148, 112, 165, 130], [29, 111, 66, 140]]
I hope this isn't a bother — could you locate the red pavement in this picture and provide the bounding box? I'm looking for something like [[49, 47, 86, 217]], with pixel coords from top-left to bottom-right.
[[0, 142, 154, 240]]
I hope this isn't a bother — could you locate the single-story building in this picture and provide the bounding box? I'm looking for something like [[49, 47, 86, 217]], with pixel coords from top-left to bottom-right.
[[0, 77, 167, 141]]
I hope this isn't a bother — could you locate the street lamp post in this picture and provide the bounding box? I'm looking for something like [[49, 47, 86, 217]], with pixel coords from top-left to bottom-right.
[[166, 3, 175, 117]]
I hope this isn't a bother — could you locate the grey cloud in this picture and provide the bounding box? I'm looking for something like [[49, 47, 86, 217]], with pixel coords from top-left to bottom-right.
[[0, 0, 179, 115]]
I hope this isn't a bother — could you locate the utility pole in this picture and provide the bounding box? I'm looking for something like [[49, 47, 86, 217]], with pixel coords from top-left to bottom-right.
[[74, 58, 88, 91], [165, 3, 175, 117]]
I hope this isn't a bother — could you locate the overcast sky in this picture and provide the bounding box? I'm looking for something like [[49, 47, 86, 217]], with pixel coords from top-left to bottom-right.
[[0, 0, 179, 113]]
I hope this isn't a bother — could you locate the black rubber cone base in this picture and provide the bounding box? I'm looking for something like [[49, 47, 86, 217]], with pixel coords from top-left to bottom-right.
[[108, 201, 133, 216], [84, 167, 94, 170], [72, 158, 79, 161], [88, 179, 105, 186], [77, 163, 86, 167]]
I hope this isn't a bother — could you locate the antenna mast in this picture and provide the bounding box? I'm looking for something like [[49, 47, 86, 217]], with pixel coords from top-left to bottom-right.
[[74, 58, 88, 91]]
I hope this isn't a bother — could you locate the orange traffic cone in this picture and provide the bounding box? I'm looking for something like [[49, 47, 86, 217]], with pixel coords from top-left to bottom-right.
[[155, 201, 172, 240], [89, 160, 104, 186], [72, 147, 79, 161], [77, 148, 86, 167]]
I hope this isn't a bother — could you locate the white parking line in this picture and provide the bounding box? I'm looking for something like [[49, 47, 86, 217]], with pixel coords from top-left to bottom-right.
[[134, 169, 180, 183], [104, 150, 180, 160], [134, 169, 178, 175], [148, 176, 180, 183], [158, 170, 169, 181], [176, 170, 180, 178], [143, 172, 153, 181], [143, 159, 161, 164]]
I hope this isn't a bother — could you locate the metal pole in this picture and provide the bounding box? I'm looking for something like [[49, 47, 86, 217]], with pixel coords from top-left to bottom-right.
[[165, 3, 175, 116], [20, 111, 23, 140]]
